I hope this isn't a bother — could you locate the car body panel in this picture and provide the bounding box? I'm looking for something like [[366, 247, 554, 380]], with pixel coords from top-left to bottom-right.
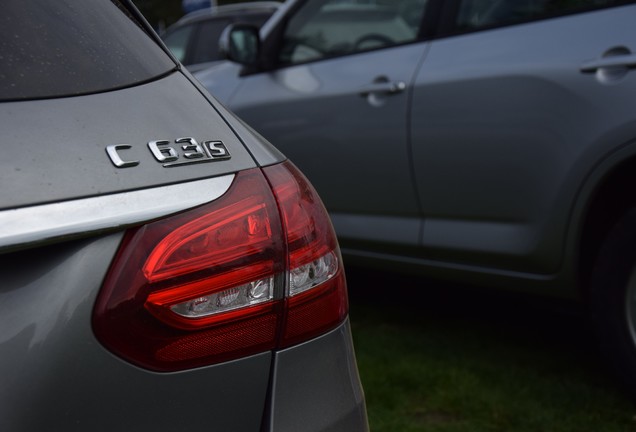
[[194, 0, 636, 297], [412, 5, 636, 275], [268, 320, 368, 432], [225, 44, 429, 253], [0, 72, 255, 210], [194, 60, 247, 102], [0, 232, 272, 431]]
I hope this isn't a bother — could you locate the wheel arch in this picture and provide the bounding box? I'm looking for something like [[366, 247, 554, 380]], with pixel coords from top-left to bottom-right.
[[573, 138, 636, 302]]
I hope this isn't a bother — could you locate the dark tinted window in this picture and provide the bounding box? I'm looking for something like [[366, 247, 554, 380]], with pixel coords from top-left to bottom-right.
[[169, 12, 274, 66], [190, 19, 232, 64], [0, 0, 176, 101], [456, 0, 629, 30], [163, 24, 196, 63]]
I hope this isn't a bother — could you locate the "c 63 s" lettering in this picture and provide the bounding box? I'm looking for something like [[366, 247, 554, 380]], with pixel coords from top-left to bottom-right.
[[106, 138, 231, 168]]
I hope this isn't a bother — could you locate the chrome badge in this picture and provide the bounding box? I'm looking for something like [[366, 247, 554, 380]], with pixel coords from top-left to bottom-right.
[[106, 137, 231, 168]]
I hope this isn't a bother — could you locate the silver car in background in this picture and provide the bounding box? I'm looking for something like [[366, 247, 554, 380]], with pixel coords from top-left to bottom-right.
[[161, 1, 280, 73], [0, 1, 368, 430], [194, 0, 636, 396]]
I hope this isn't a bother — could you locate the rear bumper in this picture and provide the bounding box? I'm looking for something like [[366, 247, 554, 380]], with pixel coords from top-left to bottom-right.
[[267, 319, 369, 432], [0, 232, 368, 431]]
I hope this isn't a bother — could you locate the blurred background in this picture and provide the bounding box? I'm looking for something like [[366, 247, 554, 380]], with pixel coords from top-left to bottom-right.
[[134, 0, 259, 32]]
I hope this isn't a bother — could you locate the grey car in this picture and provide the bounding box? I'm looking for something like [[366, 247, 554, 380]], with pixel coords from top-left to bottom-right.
[[194, 0, 636, 394], [0, 1, 368, 431], [161, 2, 280, 73]]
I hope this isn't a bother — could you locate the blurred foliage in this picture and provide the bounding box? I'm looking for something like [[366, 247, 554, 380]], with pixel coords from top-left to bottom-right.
[[133, 0, 257, 31]]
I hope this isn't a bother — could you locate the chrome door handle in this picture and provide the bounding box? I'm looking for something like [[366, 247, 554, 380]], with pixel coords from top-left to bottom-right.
[[580, 54, 636, 73], [359, 81, 406, 96]]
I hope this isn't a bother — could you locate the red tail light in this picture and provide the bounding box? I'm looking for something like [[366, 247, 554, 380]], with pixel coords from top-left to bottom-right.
[[93, 161, 348, 371]]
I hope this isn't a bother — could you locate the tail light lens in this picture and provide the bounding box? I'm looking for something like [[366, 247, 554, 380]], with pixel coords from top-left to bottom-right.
[[263, 163, 348, 348], [93, 161, 347, 371]]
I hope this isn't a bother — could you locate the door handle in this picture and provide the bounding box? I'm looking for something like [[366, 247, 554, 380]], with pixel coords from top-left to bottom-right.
[[580, 54, 636, 73], [359, 80, 406, 97], [359, 77, 406, 107]]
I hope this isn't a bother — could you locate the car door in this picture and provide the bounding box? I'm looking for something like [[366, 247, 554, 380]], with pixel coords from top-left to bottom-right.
[[227, 0, 432, 253], [411, 1, 636, 274]]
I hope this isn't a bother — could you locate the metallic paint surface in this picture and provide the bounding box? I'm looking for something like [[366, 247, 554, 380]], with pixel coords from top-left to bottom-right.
[[0, 72, 255, 210], [411, 6, 636, 275], [225, 44, 428, 251], [268, 320, 369, 432], [0, 234, 272, 431]]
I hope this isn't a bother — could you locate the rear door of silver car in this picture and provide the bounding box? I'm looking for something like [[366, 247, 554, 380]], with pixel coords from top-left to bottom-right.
[[411, 1, 636, 275]]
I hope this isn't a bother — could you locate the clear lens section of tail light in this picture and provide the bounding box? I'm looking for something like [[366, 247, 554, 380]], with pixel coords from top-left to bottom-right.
[[169, 276, 275, 318], [289, 251, 338, 296]]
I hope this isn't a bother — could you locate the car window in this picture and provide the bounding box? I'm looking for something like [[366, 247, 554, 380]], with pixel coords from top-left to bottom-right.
[[163, 24, 196, 63], [279, 0, 428, 65], [234, 12, 274, 27], [456, 0, 627, 30], [190, 19, 232, 64], [164, 10, 275, 67], [0, 0, 175, 101]]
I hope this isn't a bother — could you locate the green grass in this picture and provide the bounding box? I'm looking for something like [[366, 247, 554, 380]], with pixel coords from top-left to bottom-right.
[[347, 268, 636, 432]]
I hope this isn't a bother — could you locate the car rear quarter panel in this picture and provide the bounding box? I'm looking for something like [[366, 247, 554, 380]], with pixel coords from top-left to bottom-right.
[[268, 320, 368, 432], [0, 233, 272, 431]]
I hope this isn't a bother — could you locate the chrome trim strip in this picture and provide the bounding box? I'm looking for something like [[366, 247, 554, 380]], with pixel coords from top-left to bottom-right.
[[0, 174, 235, 250]]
